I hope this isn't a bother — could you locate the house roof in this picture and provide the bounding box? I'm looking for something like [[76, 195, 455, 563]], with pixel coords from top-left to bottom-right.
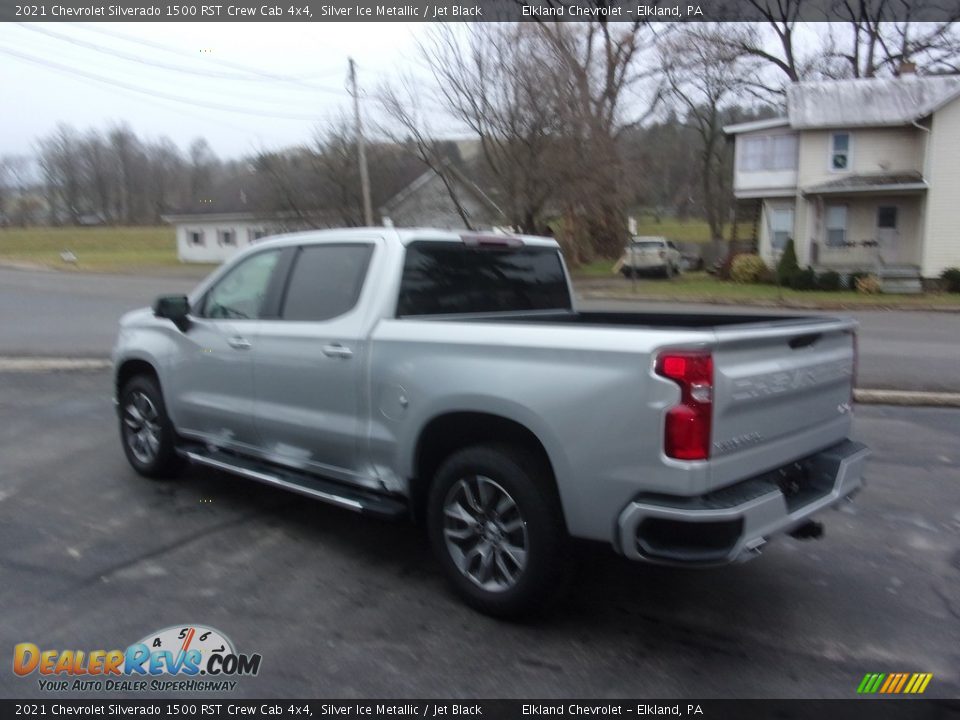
[[788, 75, 960, 129], [803, 171, 927, 195], [379, 160, 503, 218]]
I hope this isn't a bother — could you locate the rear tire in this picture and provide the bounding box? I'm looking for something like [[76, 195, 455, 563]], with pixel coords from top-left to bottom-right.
[[118, 375, 185, 479], [427, 444, 569, 619]]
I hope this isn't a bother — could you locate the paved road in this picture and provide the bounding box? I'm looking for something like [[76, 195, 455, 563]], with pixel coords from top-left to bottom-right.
[[0, 267, 198, 357], [1, 368, 958, 699], [1, 267, 958, 391], [582, 298, 960, 392]]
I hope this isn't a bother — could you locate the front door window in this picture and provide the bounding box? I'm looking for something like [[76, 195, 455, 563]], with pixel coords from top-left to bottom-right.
[[877, 205, 900, 263], [201, 250, 280, 320]]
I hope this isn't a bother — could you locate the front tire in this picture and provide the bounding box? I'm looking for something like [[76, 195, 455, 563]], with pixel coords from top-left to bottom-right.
[[119, 375, 185, 479], [427, 444, 569, 618]]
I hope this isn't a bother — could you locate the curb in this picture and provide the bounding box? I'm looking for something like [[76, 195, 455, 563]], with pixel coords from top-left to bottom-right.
[[0, 358, 111, 372], [854, 389, 960, 408]]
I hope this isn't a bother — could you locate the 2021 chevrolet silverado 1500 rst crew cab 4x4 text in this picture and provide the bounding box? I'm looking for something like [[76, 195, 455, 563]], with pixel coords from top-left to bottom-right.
[[113, 228, 869, 617]]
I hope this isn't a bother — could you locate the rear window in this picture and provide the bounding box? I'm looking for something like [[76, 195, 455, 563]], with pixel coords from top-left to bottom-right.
[[397, 241, 571, 317], [632, 240, 664, 249]]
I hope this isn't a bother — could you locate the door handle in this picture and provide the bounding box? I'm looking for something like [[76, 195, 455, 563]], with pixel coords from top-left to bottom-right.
[[322, 343, 353, 359], [227, 336, 252, 350]]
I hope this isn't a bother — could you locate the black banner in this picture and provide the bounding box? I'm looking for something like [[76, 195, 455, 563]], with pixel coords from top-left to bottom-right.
[[1, 700, 959, 720], [3, 0, 960, 22]]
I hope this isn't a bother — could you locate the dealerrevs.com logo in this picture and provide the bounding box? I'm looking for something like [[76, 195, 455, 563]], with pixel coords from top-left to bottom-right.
[[13, 625, 262, 692]]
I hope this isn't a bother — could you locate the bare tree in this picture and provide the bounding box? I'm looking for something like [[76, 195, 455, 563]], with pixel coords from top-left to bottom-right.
[[146, 138, 186, 222], [823, 2, 960, 78], [661, 26, 758, 242], [533, 19, 665, 257], [312, 116, 365, 226], [37, 124, 85, 225], [0, 155, 33, 226], [378, 77, 477, 230], [188, 138, 218, 207], [419, 24, 561, 235]]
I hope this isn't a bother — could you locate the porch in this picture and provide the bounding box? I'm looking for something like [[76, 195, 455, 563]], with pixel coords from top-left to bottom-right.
[[802, 173, 926, 292]]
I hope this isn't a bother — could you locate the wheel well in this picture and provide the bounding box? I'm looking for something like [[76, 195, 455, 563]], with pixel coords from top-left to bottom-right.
[[410, 412, 558, 524], [116, 359, 159, 395]]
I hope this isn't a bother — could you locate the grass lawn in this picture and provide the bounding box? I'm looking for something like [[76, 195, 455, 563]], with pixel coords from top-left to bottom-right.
[[574, 218, 725, 277], [631, 217, 726, 244], [0, 226, 216, 274], [580, 272, 960, 309]]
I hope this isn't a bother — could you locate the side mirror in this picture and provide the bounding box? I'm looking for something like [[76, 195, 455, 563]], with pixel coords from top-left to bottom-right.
[[153, 294, 191, 332]]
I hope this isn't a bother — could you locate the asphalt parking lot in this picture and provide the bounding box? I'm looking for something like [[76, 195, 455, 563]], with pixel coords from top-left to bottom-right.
[[1, 368, 958, 699]]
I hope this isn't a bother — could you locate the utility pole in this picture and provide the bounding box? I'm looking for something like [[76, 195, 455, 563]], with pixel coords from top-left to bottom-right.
[[348, 57, 373, 226]]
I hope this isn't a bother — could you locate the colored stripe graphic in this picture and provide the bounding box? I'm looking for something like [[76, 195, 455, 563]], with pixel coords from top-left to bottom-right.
[[893, 673, 909, 693], [858, 673, 932, 694]]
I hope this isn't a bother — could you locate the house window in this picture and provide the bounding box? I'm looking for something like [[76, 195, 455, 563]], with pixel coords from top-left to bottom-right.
[[739, 134, 798, 172], [769, 207, 794, 251], [249, 228, 269, 243], [770, 135, 798, 170], [830, 133, 851, 171], [877, 206, 897, 229], [188, 230, 204, 246], [826, 205, 848, 247], [217, 229, 236, 247]]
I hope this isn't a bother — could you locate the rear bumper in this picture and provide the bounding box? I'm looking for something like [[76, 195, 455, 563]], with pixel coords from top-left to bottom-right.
[[617, 440, 869, 565]]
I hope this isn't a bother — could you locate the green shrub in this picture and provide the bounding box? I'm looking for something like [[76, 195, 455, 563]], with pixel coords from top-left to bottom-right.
[[941, 267, 960, 293], [789, 267, 817, 291], [817, 270, 842, 291], [730, 254, 768, 284], [856, 274, 882, 294], [776, 239, 800, 286]]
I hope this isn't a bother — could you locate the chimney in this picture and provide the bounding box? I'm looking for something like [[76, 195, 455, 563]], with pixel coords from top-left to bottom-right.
[[899, 60, 917, 76]]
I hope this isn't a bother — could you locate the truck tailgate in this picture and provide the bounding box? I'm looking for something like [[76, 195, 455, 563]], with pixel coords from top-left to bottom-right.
[[709, 317, 857, 488]]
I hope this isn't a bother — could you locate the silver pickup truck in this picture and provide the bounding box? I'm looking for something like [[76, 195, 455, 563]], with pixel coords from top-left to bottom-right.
[[113, 228, 869, 617]]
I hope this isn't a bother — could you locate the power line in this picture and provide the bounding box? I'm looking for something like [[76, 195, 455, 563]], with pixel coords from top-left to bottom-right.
[[71, 21, 466, 119], [16, 23, 313, 83], [71, 23, 354, 95], [0, 45, 339, 122]]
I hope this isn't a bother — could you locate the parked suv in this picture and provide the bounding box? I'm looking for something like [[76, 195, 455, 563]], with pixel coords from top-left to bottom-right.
[[619, 236, 683, 278]]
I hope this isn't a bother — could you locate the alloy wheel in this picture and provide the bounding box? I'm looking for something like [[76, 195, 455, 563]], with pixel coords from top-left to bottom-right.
[[442, 475, 528, 592], [123, 391, 162, 465]]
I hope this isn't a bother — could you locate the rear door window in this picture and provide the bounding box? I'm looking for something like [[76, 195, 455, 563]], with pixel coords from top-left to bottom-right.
[[280, 244, 374, 321]]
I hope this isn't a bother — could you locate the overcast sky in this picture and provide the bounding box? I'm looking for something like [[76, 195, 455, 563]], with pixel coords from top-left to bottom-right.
[[0, 22, 468, 161]]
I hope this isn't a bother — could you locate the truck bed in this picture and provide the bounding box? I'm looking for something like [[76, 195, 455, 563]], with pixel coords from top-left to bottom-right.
[[423, 310, 825, 329]]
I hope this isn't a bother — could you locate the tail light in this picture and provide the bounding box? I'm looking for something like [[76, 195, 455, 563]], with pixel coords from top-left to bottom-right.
[[655, 351, 713, 460]]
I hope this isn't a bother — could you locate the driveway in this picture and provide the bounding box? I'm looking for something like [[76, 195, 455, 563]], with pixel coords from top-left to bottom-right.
[[1, 368, 958, 699]]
